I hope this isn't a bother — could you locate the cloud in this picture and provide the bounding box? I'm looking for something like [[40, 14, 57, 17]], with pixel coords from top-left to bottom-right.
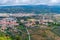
[[0, 0, 60, 6], [50, 0, 57, 3], [0, 0, 8, 4]]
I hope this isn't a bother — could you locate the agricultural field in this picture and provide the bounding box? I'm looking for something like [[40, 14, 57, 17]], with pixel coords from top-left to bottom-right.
[[51, 26, 60, 36]]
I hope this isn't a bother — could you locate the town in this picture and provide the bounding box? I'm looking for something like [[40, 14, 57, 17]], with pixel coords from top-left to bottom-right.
[[0, 13, 60, 40]]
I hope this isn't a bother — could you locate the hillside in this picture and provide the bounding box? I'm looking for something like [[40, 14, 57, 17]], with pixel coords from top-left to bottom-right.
[[0, 5, 60, 13]]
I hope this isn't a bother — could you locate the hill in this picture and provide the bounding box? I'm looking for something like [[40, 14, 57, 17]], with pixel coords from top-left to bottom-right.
[[0, 5, 60, 13]]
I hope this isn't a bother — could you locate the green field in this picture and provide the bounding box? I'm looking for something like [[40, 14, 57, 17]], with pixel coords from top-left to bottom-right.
[[51, 26, 60, 36]]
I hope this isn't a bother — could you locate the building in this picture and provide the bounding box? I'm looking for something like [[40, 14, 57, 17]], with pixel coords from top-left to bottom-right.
[[0, 17, 19, 31]]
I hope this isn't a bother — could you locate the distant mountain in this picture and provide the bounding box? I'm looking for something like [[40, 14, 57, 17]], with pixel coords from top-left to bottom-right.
[[0, 5, 60, 13]]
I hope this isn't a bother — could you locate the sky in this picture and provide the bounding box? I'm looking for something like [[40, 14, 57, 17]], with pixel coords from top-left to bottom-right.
[[0, 0, 60, 6]]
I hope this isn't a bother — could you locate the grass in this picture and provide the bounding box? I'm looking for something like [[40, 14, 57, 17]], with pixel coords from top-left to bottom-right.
[[0, 36, 12, 40]]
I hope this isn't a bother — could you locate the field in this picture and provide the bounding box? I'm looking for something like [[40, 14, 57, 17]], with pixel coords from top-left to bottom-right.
[[51, 26, 60, 36]]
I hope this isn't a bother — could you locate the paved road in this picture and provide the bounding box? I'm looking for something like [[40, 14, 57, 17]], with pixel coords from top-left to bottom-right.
[[26, 27, 31, 40]]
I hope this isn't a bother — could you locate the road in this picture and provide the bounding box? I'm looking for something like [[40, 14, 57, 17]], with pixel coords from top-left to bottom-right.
[[26, 27, 31, 40]]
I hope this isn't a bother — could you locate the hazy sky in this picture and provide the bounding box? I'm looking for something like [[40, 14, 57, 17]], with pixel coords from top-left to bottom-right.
[[0, 0, 60, 6]]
